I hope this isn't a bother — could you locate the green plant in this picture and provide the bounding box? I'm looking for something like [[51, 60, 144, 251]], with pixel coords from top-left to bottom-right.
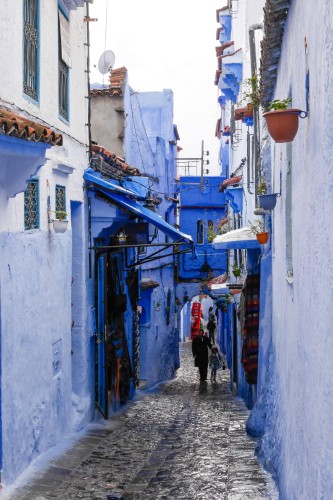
[[268, 98, 292, 111], [207, 226, 217, 243], [242, 74, 261, 109], [256, 179, 267, 195], [224, 294, 233, 305], [232, 264, 241, 277], [55, 210, 67, 221], [249, 220, 266, 235]]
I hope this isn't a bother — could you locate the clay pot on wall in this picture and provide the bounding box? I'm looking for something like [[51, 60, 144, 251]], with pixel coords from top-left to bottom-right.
[[256, 232, 269, 245], [52, 220, 68, 233], [263, 109, 302, 143]]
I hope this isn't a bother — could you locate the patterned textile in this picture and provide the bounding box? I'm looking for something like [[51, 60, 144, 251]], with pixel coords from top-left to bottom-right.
[[241, 274, 260, 385]]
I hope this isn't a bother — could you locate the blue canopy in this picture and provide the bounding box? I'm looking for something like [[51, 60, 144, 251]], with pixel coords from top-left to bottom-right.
[[84, 169, 193, 244], [84, 168, 147, 200]]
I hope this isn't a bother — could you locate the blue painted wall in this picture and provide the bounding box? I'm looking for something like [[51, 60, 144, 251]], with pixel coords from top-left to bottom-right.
[[179, 176, 228, 281], [125, 88, 180, 388]]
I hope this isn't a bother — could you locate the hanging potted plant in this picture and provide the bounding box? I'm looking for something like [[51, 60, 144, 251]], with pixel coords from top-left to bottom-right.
[[53, 210, 68, 233], [257, 193, 280, 210], [249, 220, 269, 245], [263, 98, 302, 143]]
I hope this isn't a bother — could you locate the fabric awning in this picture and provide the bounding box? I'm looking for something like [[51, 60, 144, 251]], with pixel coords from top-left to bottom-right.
[[212, 227, 260, 250], [84, 169, 193, 244], [84, 168, 146, 199], [103, 191, 193, 243]]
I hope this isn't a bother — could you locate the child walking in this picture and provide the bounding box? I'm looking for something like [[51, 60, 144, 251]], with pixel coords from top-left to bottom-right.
[[209, 344, 225, 381]]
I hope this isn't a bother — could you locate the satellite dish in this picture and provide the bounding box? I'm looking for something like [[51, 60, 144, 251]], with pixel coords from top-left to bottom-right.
[[97, 50, 115, 74]]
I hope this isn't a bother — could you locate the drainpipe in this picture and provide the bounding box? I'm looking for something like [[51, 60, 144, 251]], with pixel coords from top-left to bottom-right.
[[248, 23, 263, 197]]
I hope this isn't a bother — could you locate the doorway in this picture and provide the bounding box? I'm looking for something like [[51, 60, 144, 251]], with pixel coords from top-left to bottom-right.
[[96, 251, 136, 418]]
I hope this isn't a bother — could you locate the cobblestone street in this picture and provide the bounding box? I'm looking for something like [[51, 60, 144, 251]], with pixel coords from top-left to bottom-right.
[[10, 343, 278, 500]]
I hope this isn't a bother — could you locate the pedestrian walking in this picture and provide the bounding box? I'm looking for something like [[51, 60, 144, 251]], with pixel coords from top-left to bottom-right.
[[207, 306, 216, 344], [209, 344, 225, 382], [192, 330, 212, 381]]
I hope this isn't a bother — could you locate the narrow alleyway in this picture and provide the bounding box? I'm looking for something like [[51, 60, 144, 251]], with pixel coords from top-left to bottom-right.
[[9, 343, 278, 500]]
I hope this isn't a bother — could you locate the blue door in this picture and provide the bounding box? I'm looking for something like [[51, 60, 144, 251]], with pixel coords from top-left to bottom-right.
[[97, 254, 108, 418]]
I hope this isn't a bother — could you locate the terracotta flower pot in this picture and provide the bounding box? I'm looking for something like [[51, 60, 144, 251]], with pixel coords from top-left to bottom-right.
[[263, 109, 302, 143], [256, 232, 269, 244]]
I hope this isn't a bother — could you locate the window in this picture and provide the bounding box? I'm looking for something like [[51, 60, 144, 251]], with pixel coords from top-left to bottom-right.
[[58, 9, 70, 120], [197, 220, 204, 245], [24, 179, 39, 230], [23, 0, 38, 101], [55, 184, 66, 213]]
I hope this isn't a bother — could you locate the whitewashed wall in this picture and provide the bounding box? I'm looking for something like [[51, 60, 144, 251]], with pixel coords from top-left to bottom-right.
[[0, 1, 93, 485], [0, 0, 88, 146], [259, 0, 333, 497]]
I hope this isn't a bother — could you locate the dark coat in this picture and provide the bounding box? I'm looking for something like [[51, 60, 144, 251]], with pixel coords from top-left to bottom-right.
[[192, 335, 212, 365]]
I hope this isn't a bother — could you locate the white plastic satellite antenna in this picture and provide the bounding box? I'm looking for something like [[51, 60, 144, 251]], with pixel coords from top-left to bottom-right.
[[97, 50, 115, 74]]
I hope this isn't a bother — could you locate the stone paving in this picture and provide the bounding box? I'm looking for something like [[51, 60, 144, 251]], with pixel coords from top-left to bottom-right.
[[9, 343, 278, 500]]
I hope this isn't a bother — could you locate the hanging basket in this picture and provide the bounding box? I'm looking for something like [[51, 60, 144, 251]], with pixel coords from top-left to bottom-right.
[[256, 232, 269, 244], [257, 193, 280, 210], [263, 109, 302, 143], [52, 220, 68, 233]]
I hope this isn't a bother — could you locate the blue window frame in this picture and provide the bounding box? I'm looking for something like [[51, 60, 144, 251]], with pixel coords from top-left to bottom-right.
[[23, 0, 39, 101], [55, 184, 66, 213], [24, 179, 39, 230], [58, 7, 70, 121]]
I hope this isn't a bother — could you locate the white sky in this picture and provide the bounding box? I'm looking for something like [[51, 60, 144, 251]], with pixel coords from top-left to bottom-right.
[[89, 0, 224, 175]]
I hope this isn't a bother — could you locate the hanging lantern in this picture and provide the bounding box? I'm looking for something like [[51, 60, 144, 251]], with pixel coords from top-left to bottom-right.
[[117, 228, 127, 245]]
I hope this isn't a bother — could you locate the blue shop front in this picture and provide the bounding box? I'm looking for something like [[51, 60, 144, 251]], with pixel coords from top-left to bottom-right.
[[84, 163, 193, 418]]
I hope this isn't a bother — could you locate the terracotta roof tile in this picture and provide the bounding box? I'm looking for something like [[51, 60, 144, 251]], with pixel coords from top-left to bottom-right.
[[216, 6, 230, 22], [109, 66, 127, 87], [91, 67, 128, 98], [0, 108, 63, 146], [207, 273, 228, 288], [91, 143, 141, 177], [219, 175, 242, 192], [214, 70, 222, 85], [222, 48, 242, 59], [215, 41, 234, 57], [215, 118, 222, 139], [216, 217, 229, 230]]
